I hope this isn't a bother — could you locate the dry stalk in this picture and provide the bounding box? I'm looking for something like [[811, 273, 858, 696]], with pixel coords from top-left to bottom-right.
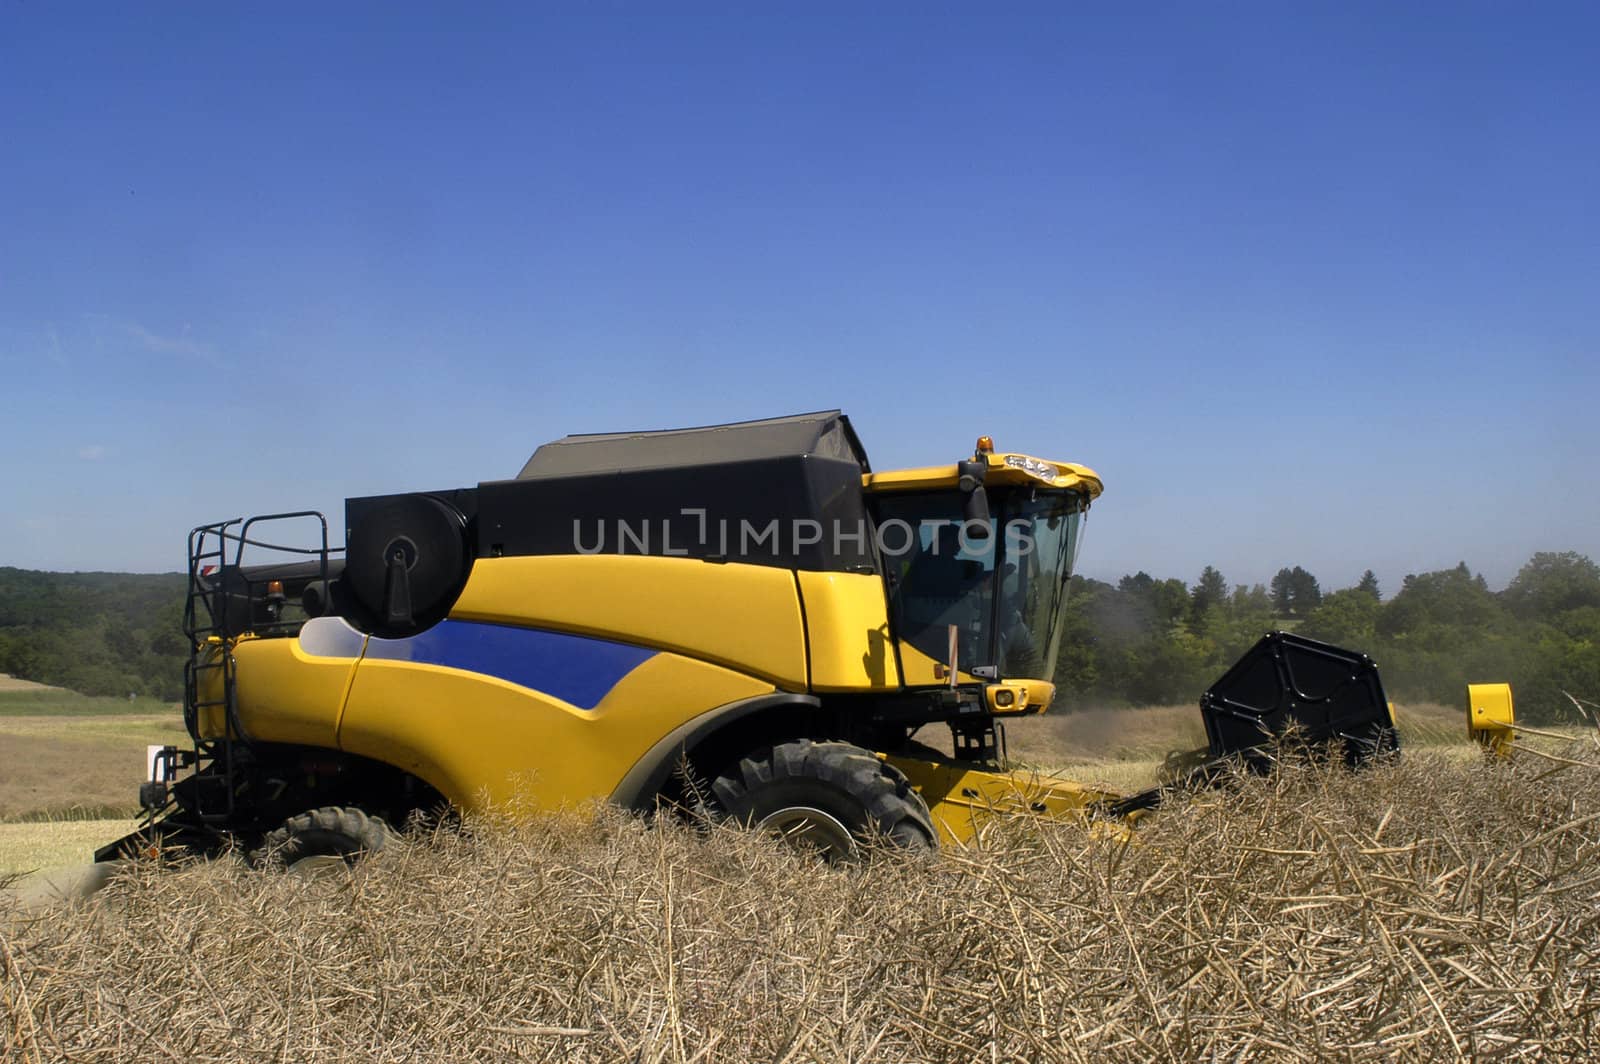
[[4, 745, 1600, 1062]]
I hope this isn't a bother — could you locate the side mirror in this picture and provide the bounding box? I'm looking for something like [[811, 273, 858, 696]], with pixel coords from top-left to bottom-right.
[[957, 459, 990, 538]]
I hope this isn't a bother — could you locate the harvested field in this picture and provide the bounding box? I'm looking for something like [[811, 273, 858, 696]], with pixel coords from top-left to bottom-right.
[[1002, 704, 1204, 793], [0, 820, 136, 877], [6, 737, 1600, 1061], [0, 687, 185, 821], [0, 690, 175, 717], [0, 675, 66, 694], [1000, 700, 1475, 795], [0, 713, 185, 821]]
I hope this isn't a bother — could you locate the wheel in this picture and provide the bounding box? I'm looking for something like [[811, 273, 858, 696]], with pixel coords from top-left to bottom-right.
[[711, 740, 937, 859], [254, 806, 391, 870]]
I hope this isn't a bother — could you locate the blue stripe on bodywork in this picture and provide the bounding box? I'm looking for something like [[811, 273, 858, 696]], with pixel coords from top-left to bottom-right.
[[365, 620, 657, 710]]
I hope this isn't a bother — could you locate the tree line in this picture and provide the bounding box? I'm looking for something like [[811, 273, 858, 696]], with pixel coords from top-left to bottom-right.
[[0, 568, 187, 700], [1051, 551, 1600, 723], [2, 553, 1597, 723]]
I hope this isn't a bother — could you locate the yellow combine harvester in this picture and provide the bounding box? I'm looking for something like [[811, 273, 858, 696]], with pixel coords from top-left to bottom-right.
[[98, 412, 1399, 864]]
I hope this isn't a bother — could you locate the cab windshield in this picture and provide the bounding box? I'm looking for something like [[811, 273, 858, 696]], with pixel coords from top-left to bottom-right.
[[873, 488, 1086, 682]]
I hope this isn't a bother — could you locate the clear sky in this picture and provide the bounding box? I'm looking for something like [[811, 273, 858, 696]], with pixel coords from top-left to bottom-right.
[[2, 3, 1596, 595]]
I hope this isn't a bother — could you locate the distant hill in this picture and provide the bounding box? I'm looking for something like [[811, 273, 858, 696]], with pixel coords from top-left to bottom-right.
[[0, 569, 187, 700]]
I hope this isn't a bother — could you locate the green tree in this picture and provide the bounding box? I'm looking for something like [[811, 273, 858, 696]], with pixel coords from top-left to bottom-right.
[[1054, 553, 1597, 721], [1378, 562, 1500, 637], [1051, 575, 1106, 701], [1190, 566, 1228, 620], [1270, 568, 1293, 615], [1115, 572, 1189, 632], [0, 568, 186, 698], [1300, 588, 1380, 647], [1192, 583, 1276, 671], [1502, 552, 1600, 620], [1555, 606, 1600, 642], [1114, 629, 1214, 706], [1231, 583, 1273, 617], [1270, 566, 1322, 617], [1153, 577, 1190, 629], [1356, 569, 1380, 600]]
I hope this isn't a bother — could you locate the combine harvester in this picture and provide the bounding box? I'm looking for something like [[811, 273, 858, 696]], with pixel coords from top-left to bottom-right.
[[99, 412, 1408, 865]]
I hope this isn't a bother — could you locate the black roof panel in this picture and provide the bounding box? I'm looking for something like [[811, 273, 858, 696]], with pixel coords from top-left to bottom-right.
[[517, 410, 869, 479]]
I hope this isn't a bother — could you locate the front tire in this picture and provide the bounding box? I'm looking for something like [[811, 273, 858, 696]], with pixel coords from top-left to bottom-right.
[[711, 740, 937, 859], [254, 806, 391, 869]]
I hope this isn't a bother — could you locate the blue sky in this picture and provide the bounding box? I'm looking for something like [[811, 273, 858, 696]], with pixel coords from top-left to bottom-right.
[[2, 3, 1596, 594]]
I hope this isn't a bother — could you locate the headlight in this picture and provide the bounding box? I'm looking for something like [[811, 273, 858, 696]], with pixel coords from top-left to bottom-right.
[[1004, 455, 1058, 482]]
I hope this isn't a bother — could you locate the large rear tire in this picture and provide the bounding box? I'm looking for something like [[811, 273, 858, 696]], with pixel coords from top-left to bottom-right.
[[711, 740, 937, 859], [254, 806, 391, 870]]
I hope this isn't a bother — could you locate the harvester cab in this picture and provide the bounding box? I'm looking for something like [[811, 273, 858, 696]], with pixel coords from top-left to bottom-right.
[[99, 411, 1399, 865]]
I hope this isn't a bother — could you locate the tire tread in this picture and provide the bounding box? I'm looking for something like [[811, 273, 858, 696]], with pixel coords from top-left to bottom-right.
[[713, 740, 937, 854]]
